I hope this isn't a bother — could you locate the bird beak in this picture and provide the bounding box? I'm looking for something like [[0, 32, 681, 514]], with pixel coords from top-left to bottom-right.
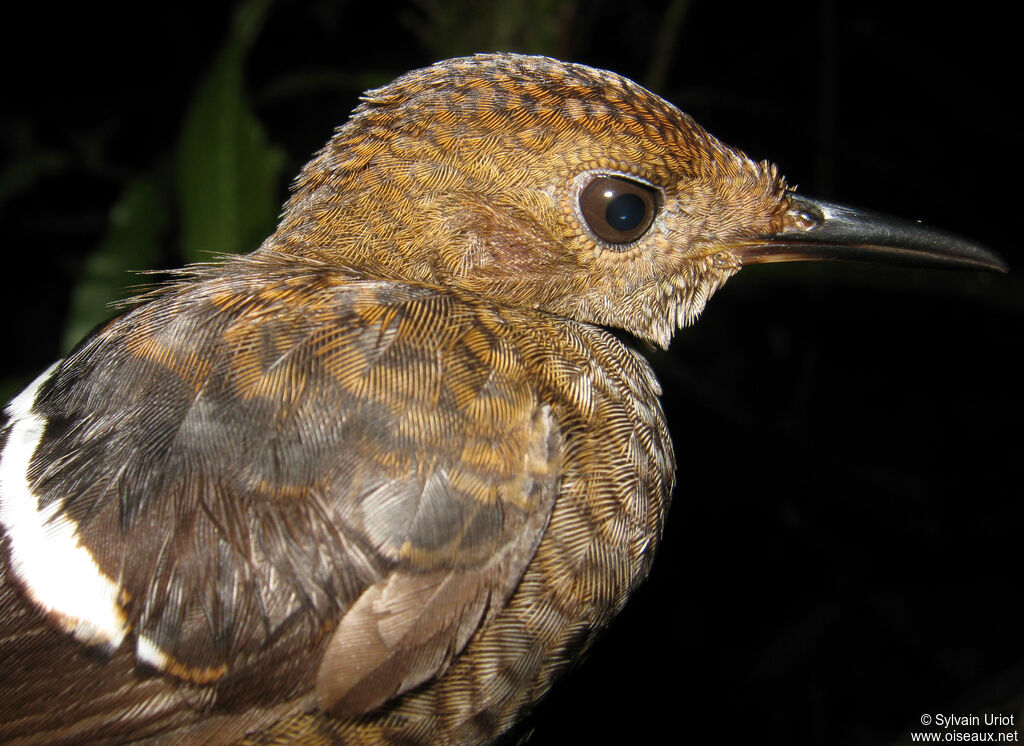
[[736, 195, 1008, 272]]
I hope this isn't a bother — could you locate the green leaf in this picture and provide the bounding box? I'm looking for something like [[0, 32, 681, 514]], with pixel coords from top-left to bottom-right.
[[60, 176, 169, 353], [177, 0, 284, 263]]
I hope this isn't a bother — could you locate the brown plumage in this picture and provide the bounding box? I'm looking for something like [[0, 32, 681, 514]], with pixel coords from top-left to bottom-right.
[[0, 54, 1003, 744]]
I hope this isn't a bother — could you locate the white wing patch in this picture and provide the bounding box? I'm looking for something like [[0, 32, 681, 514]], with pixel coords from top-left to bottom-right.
[[136, 634, 170, 670], [0, 362, 129, 651]]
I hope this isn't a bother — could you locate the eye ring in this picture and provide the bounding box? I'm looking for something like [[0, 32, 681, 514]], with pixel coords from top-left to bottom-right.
[[578, 174, 659, 247]]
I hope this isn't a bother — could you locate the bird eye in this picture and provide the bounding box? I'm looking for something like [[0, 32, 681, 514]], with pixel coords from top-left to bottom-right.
[[579, 175, 658, 246]]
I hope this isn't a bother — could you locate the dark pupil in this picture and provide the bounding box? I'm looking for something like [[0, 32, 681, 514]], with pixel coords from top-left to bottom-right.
[[605, 193, 646, 232]]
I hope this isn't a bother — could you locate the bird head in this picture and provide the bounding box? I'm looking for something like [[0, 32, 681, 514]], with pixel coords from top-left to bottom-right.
[[264, 54, 1004, 348]]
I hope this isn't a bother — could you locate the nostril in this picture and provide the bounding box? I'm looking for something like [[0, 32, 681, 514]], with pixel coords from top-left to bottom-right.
[[788, 207, 821, 232]]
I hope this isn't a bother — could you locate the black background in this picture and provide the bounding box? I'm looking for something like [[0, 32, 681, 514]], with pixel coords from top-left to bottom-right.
[[2, 2, 1020, 744]]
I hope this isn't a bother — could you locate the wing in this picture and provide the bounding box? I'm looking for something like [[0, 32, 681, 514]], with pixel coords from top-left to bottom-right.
[[0, 255, 561, 742]]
